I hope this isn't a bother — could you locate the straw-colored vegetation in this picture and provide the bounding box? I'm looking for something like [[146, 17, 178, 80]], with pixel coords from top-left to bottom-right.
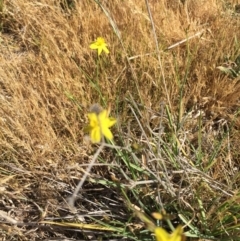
[[0, 0, 240, 240]]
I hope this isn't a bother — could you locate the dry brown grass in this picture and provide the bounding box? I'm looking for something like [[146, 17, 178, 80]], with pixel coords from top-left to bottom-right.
[[0, 0, 240, 240]]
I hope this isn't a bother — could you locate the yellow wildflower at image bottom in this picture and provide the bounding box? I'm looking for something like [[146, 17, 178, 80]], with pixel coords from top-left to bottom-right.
[[155, 226, 185, 241], [87, 107, 116, 143]]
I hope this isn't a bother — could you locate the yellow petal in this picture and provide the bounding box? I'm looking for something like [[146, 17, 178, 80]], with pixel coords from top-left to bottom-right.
[[155, 227, 170, 241], [98, 47, 103, 56], [89, 43, 98, 50], [99, 111, 116, 128], [90, 126, 101, 143], [102, 127, 113, 140], [98, 109, 107, 119], [102, 45, 109, 54], [170, 226, 183, 241], [88, 113, 98, 127], [107, 117, 116, 127]]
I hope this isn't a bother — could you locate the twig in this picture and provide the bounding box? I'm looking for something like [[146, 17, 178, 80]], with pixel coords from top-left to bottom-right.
[[167, 30, 205, 50], [144, 0, 171, 109], [68, 143, 104, 210]]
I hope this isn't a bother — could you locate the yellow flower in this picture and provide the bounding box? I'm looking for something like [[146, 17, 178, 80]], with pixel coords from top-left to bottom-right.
[[154, 226, 184, 241], [87, 109, 116, 143], [89, 37, 109, 56]]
